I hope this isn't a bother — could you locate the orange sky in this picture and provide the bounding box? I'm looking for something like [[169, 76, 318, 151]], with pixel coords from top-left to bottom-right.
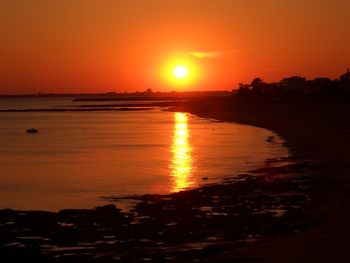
[[1, 0, 350, 94]]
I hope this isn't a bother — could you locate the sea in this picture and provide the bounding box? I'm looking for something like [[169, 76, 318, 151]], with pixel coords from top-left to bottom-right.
[[0, 96, 289, 211]]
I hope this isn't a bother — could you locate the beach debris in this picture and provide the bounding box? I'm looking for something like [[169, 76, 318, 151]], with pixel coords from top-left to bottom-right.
[[26, 128, 39, 134]]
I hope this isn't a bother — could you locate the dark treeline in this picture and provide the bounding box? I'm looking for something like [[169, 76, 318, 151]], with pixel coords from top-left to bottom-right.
[[235, 70, 350, 99]]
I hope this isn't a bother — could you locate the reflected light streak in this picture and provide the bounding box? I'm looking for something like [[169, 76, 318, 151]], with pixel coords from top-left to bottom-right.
[[170, 112, 194, 192]]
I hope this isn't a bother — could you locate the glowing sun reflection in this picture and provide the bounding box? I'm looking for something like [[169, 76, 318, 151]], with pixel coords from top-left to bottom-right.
[[170, 112, 194, 191]]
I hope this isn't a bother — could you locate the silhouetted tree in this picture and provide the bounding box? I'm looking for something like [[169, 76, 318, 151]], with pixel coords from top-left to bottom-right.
[[234, 70, 350, 99], [236, 83, 250, 96], [250, 78, 266, 94]]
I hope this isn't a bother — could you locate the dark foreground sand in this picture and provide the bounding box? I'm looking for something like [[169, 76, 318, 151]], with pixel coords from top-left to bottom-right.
[[1, 96, 349, 262], [176, 96, 350, 262]]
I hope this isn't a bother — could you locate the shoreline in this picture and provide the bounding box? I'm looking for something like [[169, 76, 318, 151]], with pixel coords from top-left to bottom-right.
[[1, 97, 348, 262], [175, 97, 350, 262], [0, 158, 310, 262]]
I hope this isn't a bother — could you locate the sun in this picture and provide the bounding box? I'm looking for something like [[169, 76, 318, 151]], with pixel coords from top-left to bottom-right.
[[161, 55, 200, 88], [173, 65, 189, 79]]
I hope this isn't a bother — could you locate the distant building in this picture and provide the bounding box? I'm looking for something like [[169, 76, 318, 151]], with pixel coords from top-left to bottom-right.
[[105, 92, 117, 96], [145, 88, 153, 95], [308, 78, 333, 94], [340, 69, 350, 81], [340, 69, 350, 90], [280, 76, 307, 93]]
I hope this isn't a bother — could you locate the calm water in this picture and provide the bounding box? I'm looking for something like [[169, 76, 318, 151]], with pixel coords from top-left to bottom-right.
[[0, 97, 288, 211]]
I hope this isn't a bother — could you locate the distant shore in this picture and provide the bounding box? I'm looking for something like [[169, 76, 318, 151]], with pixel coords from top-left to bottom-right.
[[174, 96, 350, 262]]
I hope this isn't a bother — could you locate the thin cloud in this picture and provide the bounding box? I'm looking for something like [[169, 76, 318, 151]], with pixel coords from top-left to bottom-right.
[[188, 49, 254, 59], [189, 51, 224, 59]]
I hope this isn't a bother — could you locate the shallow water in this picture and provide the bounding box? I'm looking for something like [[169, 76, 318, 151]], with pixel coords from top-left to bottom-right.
[[0, 102, 288, 211]]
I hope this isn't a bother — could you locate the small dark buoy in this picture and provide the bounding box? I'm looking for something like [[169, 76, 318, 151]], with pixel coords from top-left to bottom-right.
[[26, 128, 38, 134], [202, 177, 209, 180]]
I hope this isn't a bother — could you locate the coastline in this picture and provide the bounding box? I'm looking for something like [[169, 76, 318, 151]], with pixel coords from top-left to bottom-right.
[[175, 97, 350, 262], [0, 157, 309, 262], [1, 97, 348, 262]]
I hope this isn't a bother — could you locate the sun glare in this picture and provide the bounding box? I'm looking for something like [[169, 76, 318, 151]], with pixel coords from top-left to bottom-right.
[[161, 56, 199, 88], [170, 112, 194, 191], [173, 65, 189, 79]]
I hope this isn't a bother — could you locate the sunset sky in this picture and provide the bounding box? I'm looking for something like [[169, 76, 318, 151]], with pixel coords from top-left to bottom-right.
[[1, 0, 350, 94]]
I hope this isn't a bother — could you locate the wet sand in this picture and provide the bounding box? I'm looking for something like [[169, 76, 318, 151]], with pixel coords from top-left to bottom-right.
[[0, 160, 311, 262], [175, 97, 350, 262], [1, 96, 349, 262]]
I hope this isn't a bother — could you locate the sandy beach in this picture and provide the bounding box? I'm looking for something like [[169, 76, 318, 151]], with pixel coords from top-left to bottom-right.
[[176, 96, 350, 262]]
